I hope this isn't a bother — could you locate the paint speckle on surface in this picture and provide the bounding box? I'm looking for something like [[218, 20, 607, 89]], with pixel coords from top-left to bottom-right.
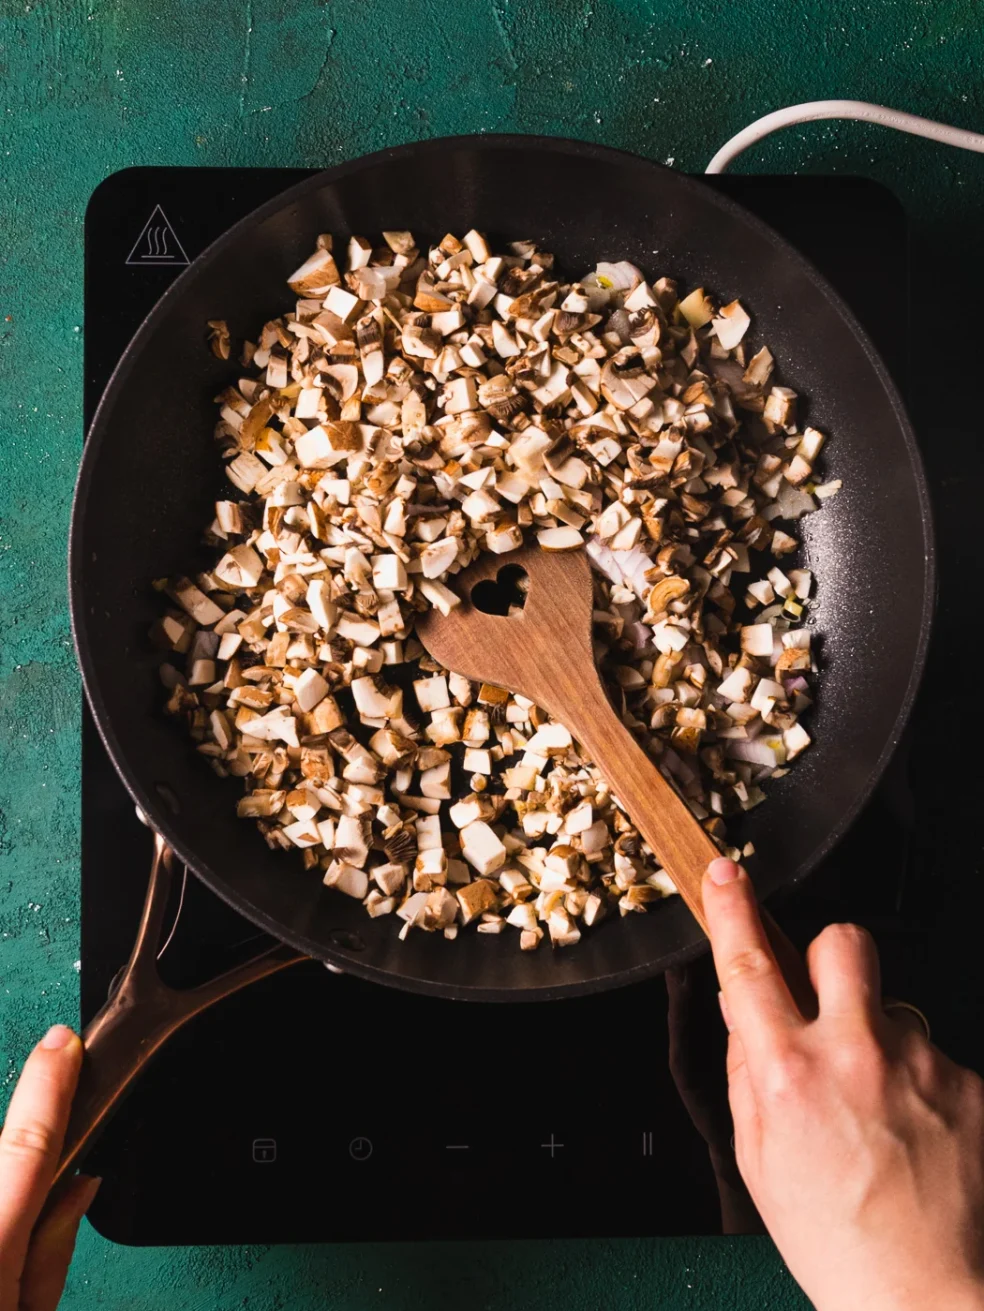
[[0, 0, 982, 1307]]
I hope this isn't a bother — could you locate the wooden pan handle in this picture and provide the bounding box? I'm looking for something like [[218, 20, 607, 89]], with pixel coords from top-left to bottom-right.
[[52, 830, 305, 1195], [568, 689, 716, 933]]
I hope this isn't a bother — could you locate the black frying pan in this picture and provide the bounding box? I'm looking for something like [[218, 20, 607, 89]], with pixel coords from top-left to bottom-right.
[[61, 135, 933, 1174]]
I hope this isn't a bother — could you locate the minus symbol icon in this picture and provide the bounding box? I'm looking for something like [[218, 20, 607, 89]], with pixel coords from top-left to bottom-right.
[[445, 1144, 470, 1150]]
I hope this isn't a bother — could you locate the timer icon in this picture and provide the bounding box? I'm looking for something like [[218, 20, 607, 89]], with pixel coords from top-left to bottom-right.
[[349, 1136, 373, 1162]]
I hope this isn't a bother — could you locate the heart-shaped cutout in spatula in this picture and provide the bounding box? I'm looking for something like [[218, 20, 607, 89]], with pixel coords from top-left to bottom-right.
[[416, 542, 716, 932]]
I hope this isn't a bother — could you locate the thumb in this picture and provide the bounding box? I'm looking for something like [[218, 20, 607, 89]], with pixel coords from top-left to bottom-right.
[[721, 996, 759, 1169], [0, 1025, 83, 1279], [18, 1174, 101, 1311]]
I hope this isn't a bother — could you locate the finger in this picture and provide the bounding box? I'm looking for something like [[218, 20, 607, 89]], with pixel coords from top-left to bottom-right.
[[718, 1003, 760, 1179], [806, 923, 882, 1026], [18, 1175, 101, 1311], [0, 1026, 83, 1287], [725, 1030, 759, 1172], [721, 999, 754, 1104], [726, 1030, 754, 1107], [703, 859, 803, 1066]]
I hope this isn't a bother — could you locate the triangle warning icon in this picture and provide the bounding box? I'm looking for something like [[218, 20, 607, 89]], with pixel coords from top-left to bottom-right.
[[125, 204, 190, 267]]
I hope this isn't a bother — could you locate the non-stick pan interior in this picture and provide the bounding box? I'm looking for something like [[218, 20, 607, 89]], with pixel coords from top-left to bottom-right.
[[71, 138, 932, 999]]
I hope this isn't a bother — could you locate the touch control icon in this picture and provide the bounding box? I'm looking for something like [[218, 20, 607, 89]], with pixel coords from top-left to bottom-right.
[[349, 1136, 373, 1162], [252, 1138, 277, 1164]]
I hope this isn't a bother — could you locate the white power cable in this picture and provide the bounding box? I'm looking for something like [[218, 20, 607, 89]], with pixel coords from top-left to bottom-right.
[[706, 99, 984, 174]]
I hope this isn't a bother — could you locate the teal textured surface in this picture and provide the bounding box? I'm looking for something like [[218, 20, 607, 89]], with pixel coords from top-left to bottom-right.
[[1, 0, 983, 1306]]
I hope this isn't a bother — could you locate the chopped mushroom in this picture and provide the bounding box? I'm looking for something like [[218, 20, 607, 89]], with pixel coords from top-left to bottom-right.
[[460, 820, 507, 877], [159, 227, 836, 950], [712, 300, 751, 350], [206, 319, 231, 360]]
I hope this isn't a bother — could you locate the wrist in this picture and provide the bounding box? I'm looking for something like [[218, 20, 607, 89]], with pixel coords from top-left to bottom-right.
[[929, 1290, 984, 1311], [908, 1283, 984, 1311], [825, 1284, 984, 1311]]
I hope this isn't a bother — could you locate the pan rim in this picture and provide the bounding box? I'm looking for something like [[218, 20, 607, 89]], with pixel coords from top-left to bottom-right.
[[70, 135, 935, 999]]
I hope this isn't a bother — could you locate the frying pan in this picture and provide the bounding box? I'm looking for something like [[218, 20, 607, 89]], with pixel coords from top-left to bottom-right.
[[61, 136, 933, 1178]]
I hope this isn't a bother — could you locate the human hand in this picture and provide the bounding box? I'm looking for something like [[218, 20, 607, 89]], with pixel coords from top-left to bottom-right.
[[704, 857, 984, 1311], [0, 1026, 100, 1311]]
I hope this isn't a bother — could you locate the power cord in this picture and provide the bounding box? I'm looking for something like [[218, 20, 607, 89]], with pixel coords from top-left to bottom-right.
[[705, 99, 984, 173]]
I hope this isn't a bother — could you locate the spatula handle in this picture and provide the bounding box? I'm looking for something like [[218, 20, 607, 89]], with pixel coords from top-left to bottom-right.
[[568, 690, 717, 933], [570, 691, 818, 1004]]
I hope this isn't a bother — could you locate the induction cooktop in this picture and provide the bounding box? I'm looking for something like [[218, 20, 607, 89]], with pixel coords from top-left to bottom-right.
[[80, 166, 935, 1245]]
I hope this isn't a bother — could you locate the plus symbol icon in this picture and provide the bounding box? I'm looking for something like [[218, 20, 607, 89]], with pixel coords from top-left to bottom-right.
[[540, 1134, 564, 1158]]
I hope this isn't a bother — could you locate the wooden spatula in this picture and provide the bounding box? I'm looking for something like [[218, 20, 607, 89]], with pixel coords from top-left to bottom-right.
[[415, 542, 717, 933]]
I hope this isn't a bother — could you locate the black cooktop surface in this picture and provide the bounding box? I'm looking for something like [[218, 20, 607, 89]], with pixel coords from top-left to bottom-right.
[[81, 167, 949, 1246]]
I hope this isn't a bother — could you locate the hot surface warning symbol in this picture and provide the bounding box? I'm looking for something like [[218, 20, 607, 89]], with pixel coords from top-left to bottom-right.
[[125, 204, 190, 266]]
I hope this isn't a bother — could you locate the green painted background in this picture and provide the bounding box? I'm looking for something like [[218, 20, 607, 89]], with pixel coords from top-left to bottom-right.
[[1, 1, 982, 1306]]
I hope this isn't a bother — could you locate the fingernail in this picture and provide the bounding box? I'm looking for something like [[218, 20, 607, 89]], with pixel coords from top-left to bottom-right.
[[40, 1024, 78, 1050], [707, 858, 740, 885], [718, 990, 733, 1032]]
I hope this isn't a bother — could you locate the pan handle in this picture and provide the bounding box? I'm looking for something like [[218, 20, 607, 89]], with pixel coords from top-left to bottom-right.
[[53, 830, 305, 1191]]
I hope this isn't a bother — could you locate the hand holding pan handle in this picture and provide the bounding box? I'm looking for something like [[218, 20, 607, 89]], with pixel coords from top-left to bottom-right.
[[51, 829, 306, 1195]]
